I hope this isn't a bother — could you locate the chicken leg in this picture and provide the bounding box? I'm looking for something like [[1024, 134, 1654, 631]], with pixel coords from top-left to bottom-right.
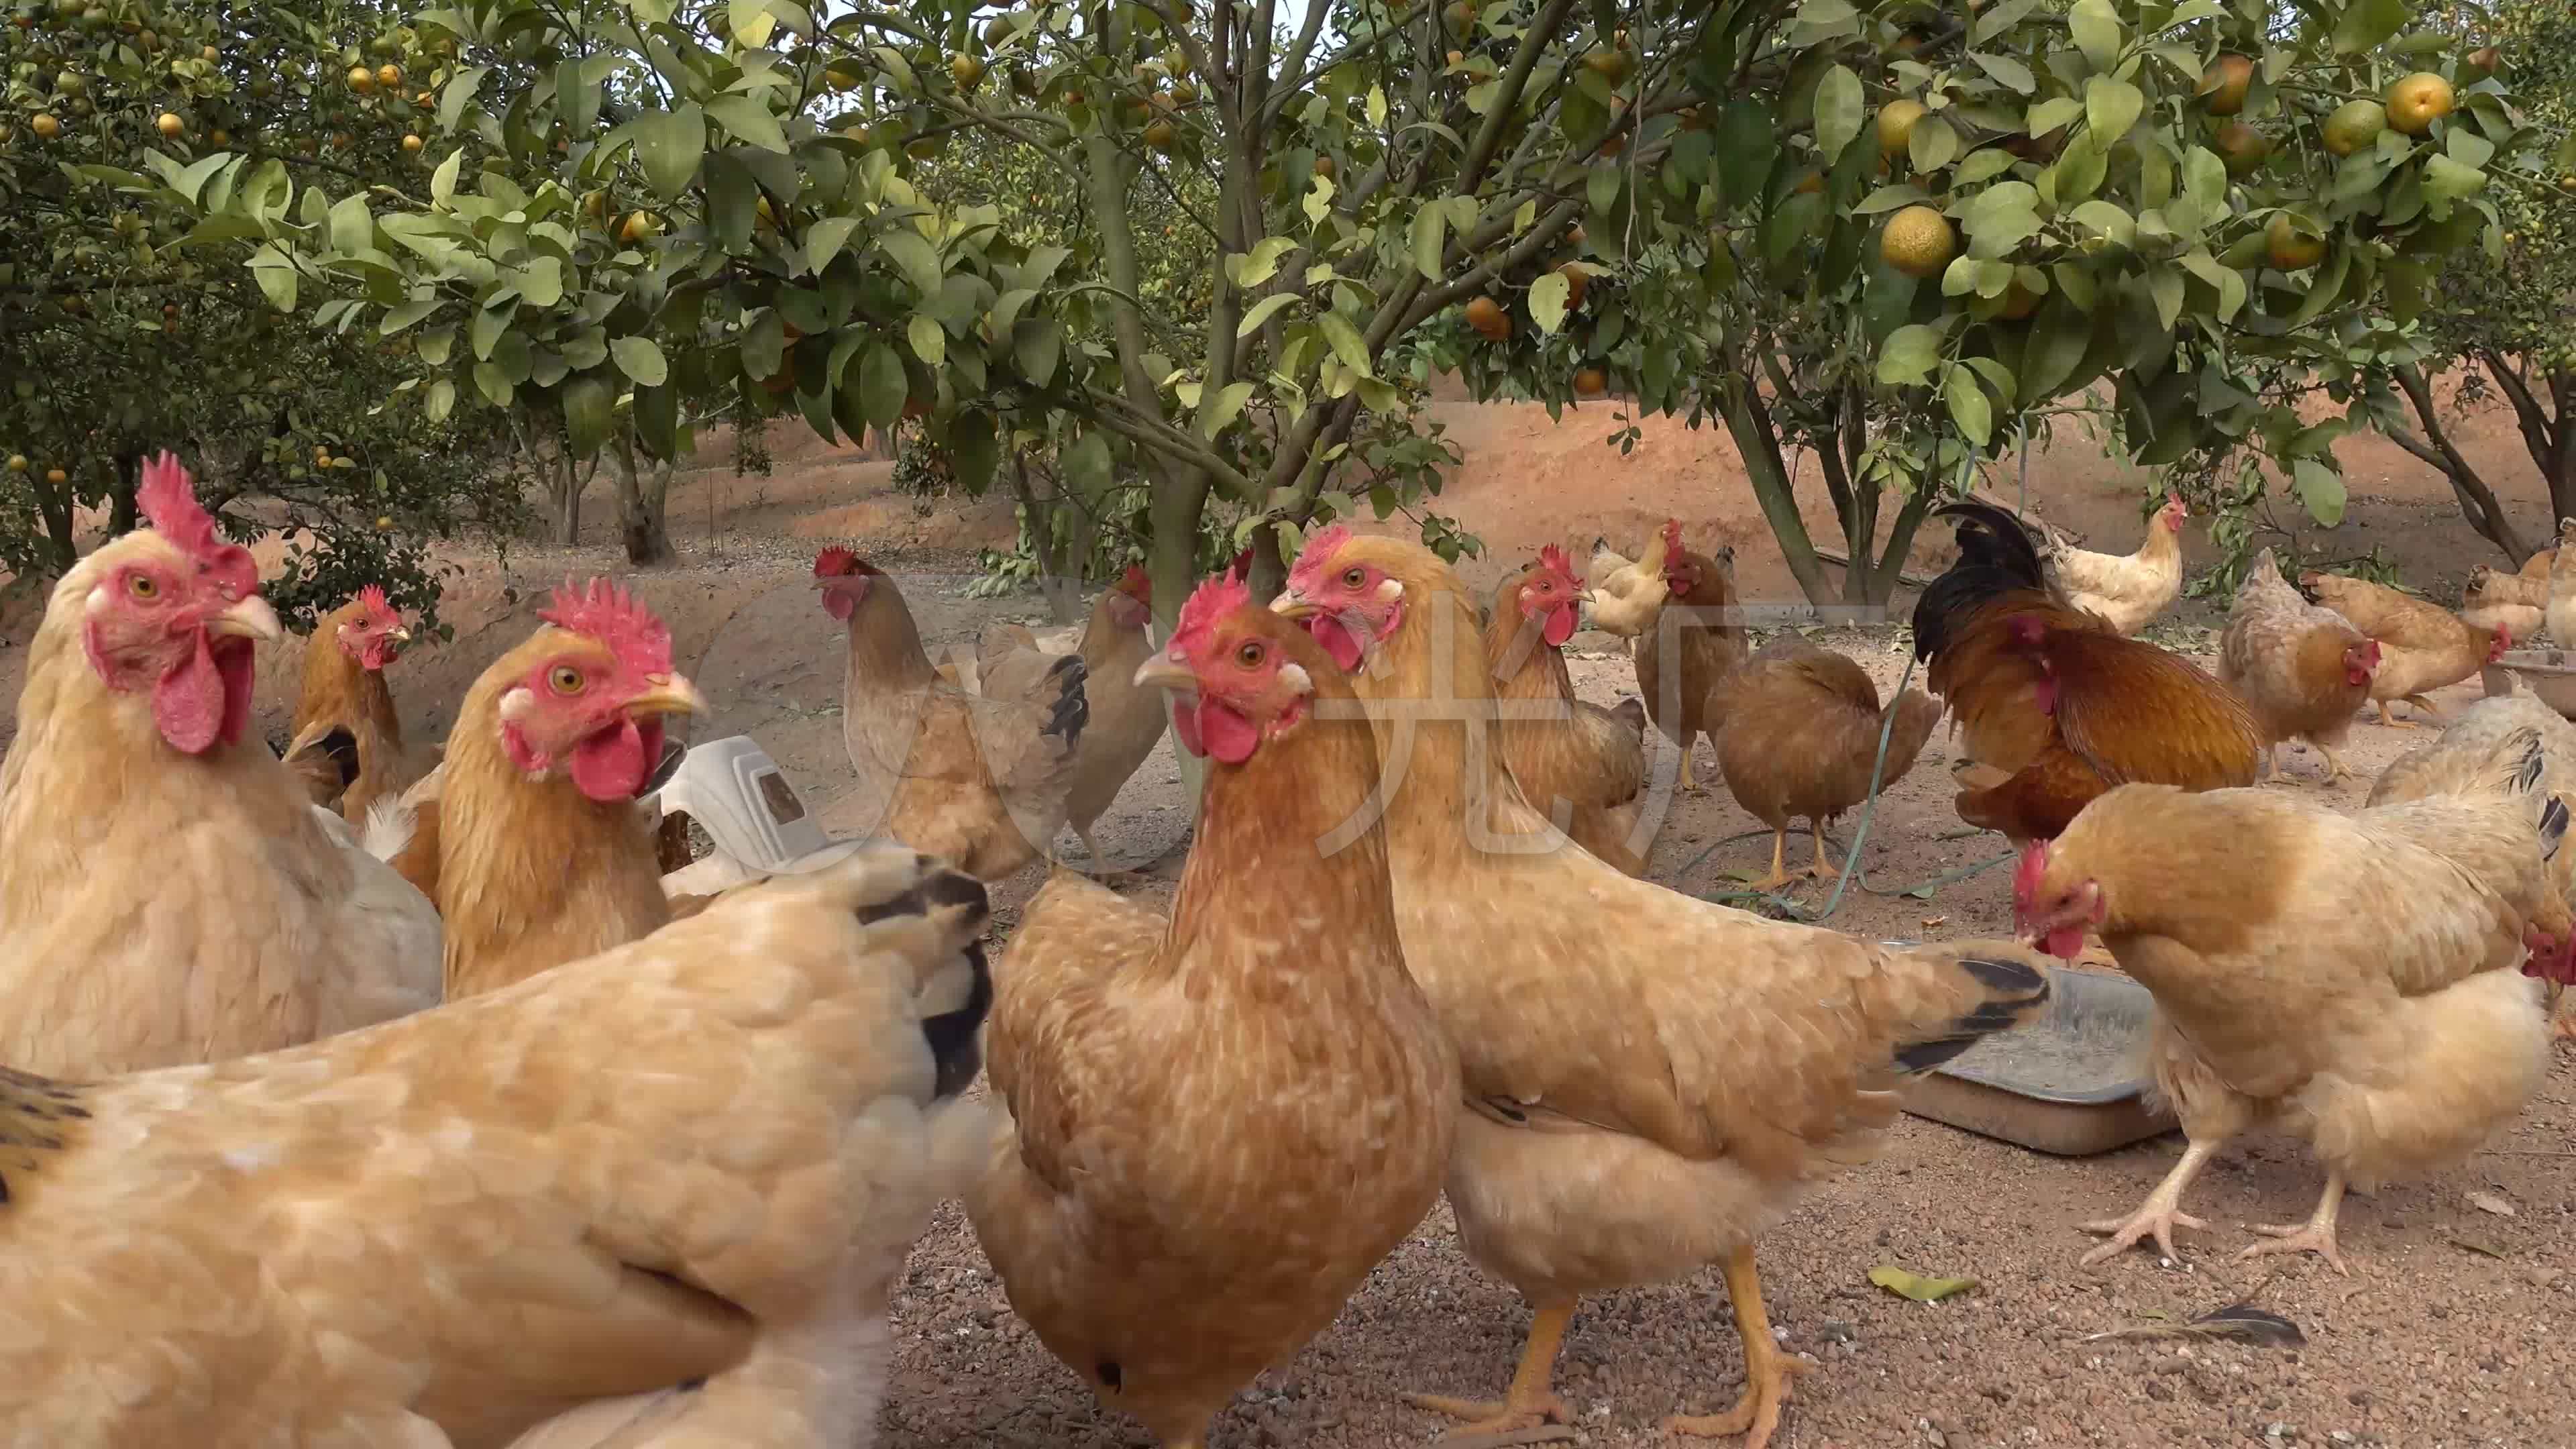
[[2080, 1138, 2220, 1266], [2315, 743, 2357, 787], [1805, 821, 1839, 881], [2237, 1169, 2350, 1275], [1666, 1245, 1808, 1449], [2377, 700, 2429, 730], [1678, 744, 1702, 794], [1406, 1297, 1577, 1446], [1748, 828, 1797, 892]]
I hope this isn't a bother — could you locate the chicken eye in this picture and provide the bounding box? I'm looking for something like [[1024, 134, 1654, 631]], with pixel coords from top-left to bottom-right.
[[1341, 567, 1366, 588], [1236, 641, 1265, 667], [127, 574, 160, 600], [548, 665, 586, 695]]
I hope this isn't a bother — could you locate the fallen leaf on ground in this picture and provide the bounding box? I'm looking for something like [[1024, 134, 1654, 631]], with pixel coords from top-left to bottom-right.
[[1868, 1265, 1978, 1302], [2082, 1301, 2304, 1347], [1919, 914, 1947, 928], [2467, 1190, 2518, 1217], [2449, 1236, 2506, 1259]]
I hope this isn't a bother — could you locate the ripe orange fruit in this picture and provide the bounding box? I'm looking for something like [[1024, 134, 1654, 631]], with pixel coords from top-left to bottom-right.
[[2385, 72, 2455, 136], [2196, 53, 2253, 115], [32, 113, 61, 139], [1880, 205, 1956, 279], [1572, 366, 1607, 397], [347, 64, 374, 91], [1464, 295, 1509, 341], [2265, 213, 2325, 270], [154, 111, 181, 138]]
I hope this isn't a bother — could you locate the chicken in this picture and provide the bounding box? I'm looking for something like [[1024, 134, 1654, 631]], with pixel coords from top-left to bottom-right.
[[1717, 632, 1943, 890], [967, 574, 1456, 1449], [1486, 544, 1652, 875], [1583, 520, 1747, 792], [2548, 519, 2576, 645], [2015, 741, 2567, 1273], [2461, 564, 2544, 640], [2216, 549, 2381, 786], [2300, 570, 2510, 729], [0, 452, 441, 1078], [2374, 687, 2576, 1038], [1276, 527, 2056, 1449], [815, 547, 1090, 880], [1049, 566, 1167, 876], [421, 579, 708, 1000], [281, 585, 421, 824], [1582, 527, 1670, 638], [2039, 491, 2189, 636], [1911, 502, 2264, 843], [0, 845, 996, 1446]]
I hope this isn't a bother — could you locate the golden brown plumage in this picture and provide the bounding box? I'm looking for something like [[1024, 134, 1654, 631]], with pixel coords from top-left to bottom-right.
[[1914, 502, 2263, 841], [1051, 567, 1167, 874], [429, 583, 706, 1000], [968, 584, 1456, 1449], [0, 455, 440, 1078], [2300, 570, 2510, 729], [1717, 633, 1942, 890], [0, 846, 995, 1446], [815, 549, 1090, 880], [1278, 529, 2056, 1448], [2462, 564, 2544, 639], [2018, 755, 2565, 1272], [1486, 550, 1653, 875], [2218, 549, 2380, 786], [282, 587, 421, 824]]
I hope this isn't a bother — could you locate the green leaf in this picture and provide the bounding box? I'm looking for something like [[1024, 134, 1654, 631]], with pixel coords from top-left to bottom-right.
[[1870, 1264, 1979, 1303], [1970, 52, 2035, 94], [437, 65, 488, 133], [2147, 266, 2184, 331], [949, 410, 998, 493], [2047, 136, 2110, 207], [729, 0, 777, 46], [473, 360, 513, 408], [2027, 97, 2084, 138], [1366, 83, 1388, 128], [326, 193, 374, 257], [2179, 248, 2246, 323], [1910, 118, 1961, 173], [2293, 458, 2347, 526], [431, 148, 464, 206], [1237, 293, 1300, 337], [417, 326, 455, 367], [2021, 297, 2090, 398], [2184, 147, 2227, 211], [1786, 0, 1862, 46], [515, 256, 564, 309], [1229, 236, 1297, 289], [1944, 365, 1994, 447], [906, 312, 947, 368], [1201, 382, 1254, 440], [246, 245, 298, 312], [610, 335, 668, 386], [741, 309, 786, 382], [2422, 153, 2488, 204], [425, 378, 456, 423], [2084, 78, 2144, 146], [1953, 148, 2017, 187], [380, 299, 441, 336], [2069, 199, 2135, 247], [1586, 165, 1621, 220], [1014, 318, 1062, 388], [562, 375, 612, 458], [2331, 0, 2407, 54], [879, 229, 945, 296], [1972, 0, 2039, 44], [855, 341, 907, 428], [1876, 323, 1944, 386], [1814, 65, 1865, 164], [1411, 205, 1447, 283], [804, 215, 865, 274], [633, 105, 707, 201], [2068, 0, 2123, 69], [1529, 270, 1572, 335], [1318, 312, 1373, 378], [707, 94, 789, 153]]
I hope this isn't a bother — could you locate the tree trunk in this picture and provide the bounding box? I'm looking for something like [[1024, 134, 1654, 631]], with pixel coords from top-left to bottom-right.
[[1012, 454, 1085, 625], [2387, 362, 2531, 564], [1717, 373, 1837, 606], [108, 451, 142, 535], [608, 431, 674, 566], [555, 449, 583, 546], [34, 469, 76, 572]]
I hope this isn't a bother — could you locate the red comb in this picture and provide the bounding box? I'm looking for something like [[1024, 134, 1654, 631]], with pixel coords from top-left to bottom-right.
[[812, 545, 876, 578], [1286, 523, 1353, 590], [1173, 570, 1252, 655], [539, 577, 674, 674], [1116, 564, 1152, 601], [355, 584, 397, 623], [138, 451, 258, 595], [1537, 543, 1574, 580], [2012, 839, 2049, 904]]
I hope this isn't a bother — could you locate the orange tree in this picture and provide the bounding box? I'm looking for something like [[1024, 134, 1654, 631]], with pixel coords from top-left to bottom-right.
[[86, 0, 2555, 614], [0, 0, 521, 625]]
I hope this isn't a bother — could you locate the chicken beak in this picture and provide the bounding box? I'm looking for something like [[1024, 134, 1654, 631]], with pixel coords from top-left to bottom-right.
[[386, 626, 413, 645], [205, 595, 283, 645], [624, 673, 708, 719], [1269, 589, 1322, 621], [1132, 655, 1197, 692]]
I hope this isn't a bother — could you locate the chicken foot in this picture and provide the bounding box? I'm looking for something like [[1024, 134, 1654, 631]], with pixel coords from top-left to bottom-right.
[[1075, 826, 1150, 887], [2080, 1138, 2220, 1266], [1749, 829, 1799, 892], [2375, 700, 2437, 730], [2237, 1169, 2351, 1275], [1666, 1245, 1809, 1449], [1406, 1297, 1578, 1446], [2314, 743, 2357, 786], [1805, 822, 1840, 881]]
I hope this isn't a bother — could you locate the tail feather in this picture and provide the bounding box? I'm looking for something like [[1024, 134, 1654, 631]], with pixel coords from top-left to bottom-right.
[[1913, 502, 2053, 661], [1042, 653, 1090, 749], [2541, 797, 2568, 864], [359, 793, 417, 863], [1882, 945, 2053, 1074]]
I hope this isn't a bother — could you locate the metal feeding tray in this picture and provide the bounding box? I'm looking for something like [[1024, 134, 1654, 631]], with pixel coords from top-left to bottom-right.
[[2486, 653, 2576, 720], [1894, 959, 2178, 1157]]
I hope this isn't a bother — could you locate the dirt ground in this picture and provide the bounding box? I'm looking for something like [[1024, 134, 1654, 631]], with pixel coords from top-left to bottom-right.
[[1, 391, 2569, 1448]]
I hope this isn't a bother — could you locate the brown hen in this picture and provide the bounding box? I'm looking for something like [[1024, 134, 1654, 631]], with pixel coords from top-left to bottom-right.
[[1718, 633, 1942, 890]]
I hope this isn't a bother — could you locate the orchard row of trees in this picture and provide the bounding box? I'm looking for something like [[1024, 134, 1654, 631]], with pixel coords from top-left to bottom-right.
[[3, 0, 2570, 626]]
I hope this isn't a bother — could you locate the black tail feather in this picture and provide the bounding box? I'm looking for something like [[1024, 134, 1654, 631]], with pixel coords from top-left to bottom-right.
[[1893, 954, 2051, 1074], [1912, 502, 2053, 663], [1044, 654, 1091, 749], [2542, 797, 2569, 864]]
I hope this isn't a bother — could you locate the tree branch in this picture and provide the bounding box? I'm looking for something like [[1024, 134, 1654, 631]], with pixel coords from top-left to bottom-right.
[[2391, 362, 2530, 563]]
